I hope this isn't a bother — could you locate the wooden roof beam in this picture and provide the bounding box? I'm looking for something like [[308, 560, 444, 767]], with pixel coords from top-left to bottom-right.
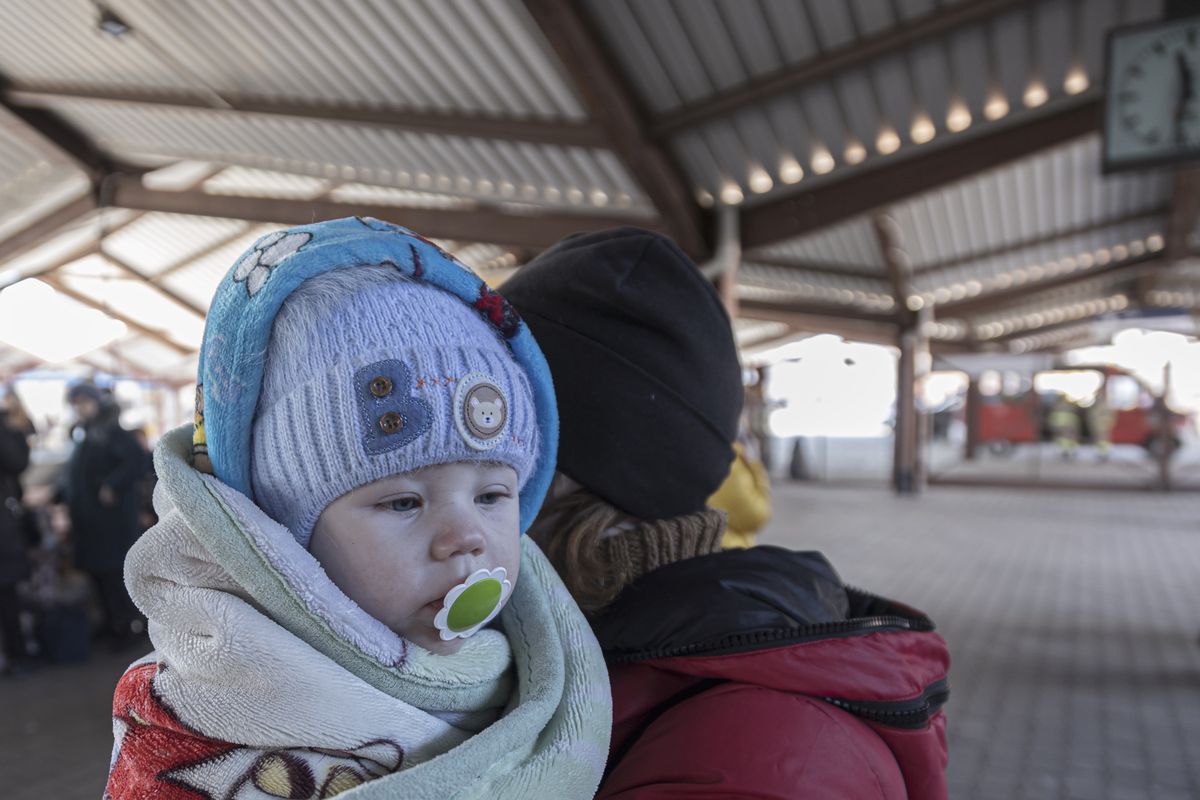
[[5, 87, 609, 150], [40, 273, 193, 357], [522, 0, 708, 258], [1138, 168, 1200, 302], [152, 222, 258, 281], [652, 0, 1034, 138], [107, 175, 668, 250], [99, 251, 208, 317], [0, 192, 96, 266], [742, 99, 1102, 249]]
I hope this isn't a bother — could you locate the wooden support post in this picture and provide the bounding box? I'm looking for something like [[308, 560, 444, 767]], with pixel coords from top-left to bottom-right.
[[965, 375, 981, 461], [894, 326, 919, 494]]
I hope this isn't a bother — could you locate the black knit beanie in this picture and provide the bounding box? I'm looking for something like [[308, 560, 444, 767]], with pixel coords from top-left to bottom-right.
[[501, 228, 742, 520]]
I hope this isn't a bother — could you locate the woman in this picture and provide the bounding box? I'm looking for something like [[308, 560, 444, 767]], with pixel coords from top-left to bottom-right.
[[0, 389, 35, 673], [503, 228, 951, 799]]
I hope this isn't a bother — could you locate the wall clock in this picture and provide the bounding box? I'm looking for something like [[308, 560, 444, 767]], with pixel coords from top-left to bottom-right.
[[1104, 16, 1200, 172]]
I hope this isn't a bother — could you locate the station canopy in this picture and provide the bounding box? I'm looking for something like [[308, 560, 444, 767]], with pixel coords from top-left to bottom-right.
[[0, 0, 1195, 385]]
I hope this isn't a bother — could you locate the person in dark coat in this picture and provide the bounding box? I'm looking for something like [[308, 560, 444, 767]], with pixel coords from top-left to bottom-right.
[[503, 229, 951, 799], [0, 389, 35, 672], [63, 383, 146, 642]]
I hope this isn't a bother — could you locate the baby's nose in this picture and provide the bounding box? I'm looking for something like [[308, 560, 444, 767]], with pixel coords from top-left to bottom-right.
[[431, 516, 486, 560]]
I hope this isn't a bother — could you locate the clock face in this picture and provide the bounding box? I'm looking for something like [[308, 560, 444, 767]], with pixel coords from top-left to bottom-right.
[[1105, 18, 1200, 171]]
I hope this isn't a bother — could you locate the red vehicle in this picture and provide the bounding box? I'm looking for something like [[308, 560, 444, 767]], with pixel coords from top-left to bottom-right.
[[978, 366, 1189, 454]]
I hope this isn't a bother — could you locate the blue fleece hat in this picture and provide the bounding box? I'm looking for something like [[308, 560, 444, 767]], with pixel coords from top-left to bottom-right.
[[192, 217, 558, 543]]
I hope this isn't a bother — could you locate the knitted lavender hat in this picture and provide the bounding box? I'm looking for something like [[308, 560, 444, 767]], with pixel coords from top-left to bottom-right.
[[192, 217, 557, 547], [251, 268, 539, 546]]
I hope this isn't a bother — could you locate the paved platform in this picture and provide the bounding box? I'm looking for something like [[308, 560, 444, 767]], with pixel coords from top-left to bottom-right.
[[759, 483, 1200, 800], [2, 483, 1199, 799]]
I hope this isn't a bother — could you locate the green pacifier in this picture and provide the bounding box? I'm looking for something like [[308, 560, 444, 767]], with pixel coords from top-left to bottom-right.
[[434, 567, 512, 641]]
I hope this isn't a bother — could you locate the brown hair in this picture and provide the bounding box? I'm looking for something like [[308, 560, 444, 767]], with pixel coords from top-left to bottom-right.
[[528, 487, 725, 616]]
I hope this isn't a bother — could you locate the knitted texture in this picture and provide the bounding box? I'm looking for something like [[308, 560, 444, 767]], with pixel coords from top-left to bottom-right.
[[600, 509, 726, 585], [251, 271, 538, 546], [192, 216, 558, 538]]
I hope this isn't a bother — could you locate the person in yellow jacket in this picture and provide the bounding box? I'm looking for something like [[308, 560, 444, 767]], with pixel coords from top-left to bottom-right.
[[708, 440, 771, 549]]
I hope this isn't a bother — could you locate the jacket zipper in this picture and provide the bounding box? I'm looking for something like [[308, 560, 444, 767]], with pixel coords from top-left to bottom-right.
[[824, 678, 951, 730], [608, 586, 936, 665]]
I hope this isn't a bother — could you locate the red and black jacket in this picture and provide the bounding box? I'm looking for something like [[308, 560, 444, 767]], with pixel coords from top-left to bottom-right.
[[591, 546, 950, 799]]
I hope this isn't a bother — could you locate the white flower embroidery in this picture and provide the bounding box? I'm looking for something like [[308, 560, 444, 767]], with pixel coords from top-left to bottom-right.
[[433, 567, 512, 641], [232, 231, 312, 297]]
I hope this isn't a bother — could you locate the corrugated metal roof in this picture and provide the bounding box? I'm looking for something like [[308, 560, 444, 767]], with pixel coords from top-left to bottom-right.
[[746, 215, 885, 272], [0, 121, 92, 236], [893, 135, 1171, 272], [39, 97, 654, 215], [203, 166, 330, 200], [101, 212, 251, 277], [739, 261, 895, 313], [590, 0, 1162, 208], [0, 208, 134, 284], [0, 0, 586, 120], [910, 222, 1165, 303], [58, 254, 206, 348], [970, 272, 1133, 340]]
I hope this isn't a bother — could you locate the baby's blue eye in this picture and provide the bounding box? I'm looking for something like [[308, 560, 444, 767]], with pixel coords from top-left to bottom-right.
[[477, 491, 510, 506], [386, 497, 421, 512]]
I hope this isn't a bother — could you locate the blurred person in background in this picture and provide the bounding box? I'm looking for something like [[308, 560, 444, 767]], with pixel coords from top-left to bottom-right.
[[0, 388, 36, 674], [707, 432, 771, 550], [1086, 392, 1116, 461], [62, 383, 146, 646], [1048, 393, 1082, 460], [504, 228, 951, 800]]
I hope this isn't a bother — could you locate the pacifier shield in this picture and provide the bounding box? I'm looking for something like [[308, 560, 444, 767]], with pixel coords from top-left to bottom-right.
[[434, 567, 512, 641]]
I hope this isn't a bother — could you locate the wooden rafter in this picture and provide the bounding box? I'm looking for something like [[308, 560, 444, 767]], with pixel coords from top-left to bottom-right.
[[108, 176, 667, 250], [0, 192, 95, 265], [937, 253, 1162, 317], [5, 88, 609, 150], [521, 0, 708, 258], [153, 222, 258, 281], [0, 81, 138, 178], [742, 99, 1102, 249], [650, 0, 1033, 138], [40, 272, 193, 356], [14, 211, 149, 281], [99, 251, 208, 318]]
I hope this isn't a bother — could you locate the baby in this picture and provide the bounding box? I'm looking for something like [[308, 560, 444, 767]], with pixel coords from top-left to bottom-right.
[[104, 217, 609, 799]]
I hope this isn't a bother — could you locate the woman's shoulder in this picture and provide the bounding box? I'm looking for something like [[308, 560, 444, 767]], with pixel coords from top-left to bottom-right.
[[601, 681, 906, 799]]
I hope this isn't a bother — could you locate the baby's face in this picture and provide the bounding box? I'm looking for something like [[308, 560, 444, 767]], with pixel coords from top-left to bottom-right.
[[310, 462, 521, 656]]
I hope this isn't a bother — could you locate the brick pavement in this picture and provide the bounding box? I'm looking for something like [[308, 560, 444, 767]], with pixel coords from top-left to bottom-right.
[[2, 483, 1198, 799]]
